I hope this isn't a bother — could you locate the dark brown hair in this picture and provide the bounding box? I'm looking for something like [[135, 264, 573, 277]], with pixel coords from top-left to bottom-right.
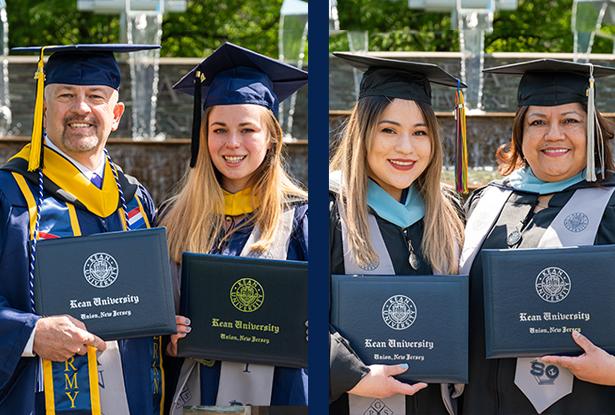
[[496, 105, 615, 176]]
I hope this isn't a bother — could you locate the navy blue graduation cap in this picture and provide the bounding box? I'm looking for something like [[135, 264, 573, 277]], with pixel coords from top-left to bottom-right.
[[172, 42, 308, 167], [484, 59, 615, 182], [11, 44, 160, 171]]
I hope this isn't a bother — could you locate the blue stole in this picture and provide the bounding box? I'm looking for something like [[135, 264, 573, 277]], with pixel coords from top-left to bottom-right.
[[505, 167, 585, 195], [366, 179, 425, 228]]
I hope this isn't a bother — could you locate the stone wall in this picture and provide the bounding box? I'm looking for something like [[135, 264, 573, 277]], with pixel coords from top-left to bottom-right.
[[4, 59, 308, 140], [330, 52, 615, 112]]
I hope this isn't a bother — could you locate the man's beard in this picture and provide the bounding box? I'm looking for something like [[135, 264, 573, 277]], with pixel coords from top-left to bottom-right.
[[61, 133, 99, 152], [60, 115, 100, 152]]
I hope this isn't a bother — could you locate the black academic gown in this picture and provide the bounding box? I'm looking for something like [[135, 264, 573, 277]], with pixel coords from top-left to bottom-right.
[[329, 197, 450, 415], [461, 177, 615, 415]]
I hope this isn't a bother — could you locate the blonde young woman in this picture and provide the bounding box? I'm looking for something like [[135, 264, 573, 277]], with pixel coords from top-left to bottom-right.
[[160, 43, 308, 410], [329, 54, 465, 415]]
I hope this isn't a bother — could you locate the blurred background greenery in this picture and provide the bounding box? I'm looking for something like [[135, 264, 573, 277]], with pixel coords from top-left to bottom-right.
[[329, 0, 615, 53], [7, 0, 285, 57]]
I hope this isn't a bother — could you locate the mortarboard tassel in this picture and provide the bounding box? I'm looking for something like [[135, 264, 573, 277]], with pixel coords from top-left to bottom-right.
[[586, 64, 602, 182], [190, 70, 204, 168], [454, 80, 469, 193], [28, 48, 46, 172]]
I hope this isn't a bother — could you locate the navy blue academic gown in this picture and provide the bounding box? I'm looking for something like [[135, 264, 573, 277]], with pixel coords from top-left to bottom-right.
[[168, 203, 309, 406], [0, 151, 163, 414]]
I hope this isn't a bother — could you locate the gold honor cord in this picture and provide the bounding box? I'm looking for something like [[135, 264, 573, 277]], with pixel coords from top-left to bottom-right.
[[455, 87, 469, 194], [28, 47, 47, 172]]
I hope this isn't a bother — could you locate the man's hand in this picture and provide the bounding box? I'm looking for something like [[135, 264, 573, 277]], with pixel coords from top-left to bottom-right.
[[32, 315, 106, 361], [348, 364, 428, 399], [541, 330, 615, 386], [166, 315, 191, 357]]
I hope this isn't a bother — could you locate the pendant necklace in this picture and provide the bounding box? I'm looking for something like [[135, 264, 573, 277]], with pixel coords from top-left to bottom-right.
[[403, 228, 420, 270]]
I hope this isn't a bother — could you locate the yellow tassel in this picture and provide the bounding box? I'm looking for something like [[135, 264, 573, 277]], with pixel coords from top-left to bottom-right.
[[28, 47, 46, 172]]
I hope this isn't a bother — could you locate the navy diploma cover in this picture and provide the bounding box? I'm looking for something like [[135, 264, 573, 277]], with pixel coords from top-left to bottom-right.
[[331, 275, 469, 383], [482, 245, 615, 358], [178, 253, 308, 368], [34, 227, 176, 340]]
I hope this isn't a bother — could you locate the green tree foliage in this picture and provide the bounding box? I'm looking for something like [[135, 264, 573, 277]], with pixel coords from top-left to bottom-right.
[[330, 0, 458, 52], [330, 0, 614, 53], [7, 0, 288, 57], [8, 0, 120, 47]]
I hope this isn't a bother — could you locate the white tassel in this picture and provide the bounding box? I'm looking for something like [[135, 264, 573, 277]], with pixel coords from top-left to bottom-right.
[[586, 64, 597, 182]]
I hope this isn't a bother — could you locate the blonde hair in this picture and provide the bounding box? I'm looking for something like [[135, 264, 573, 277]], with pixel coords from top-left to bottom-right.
[[330, 96, 463, 274], [162, 106, 307, 263]]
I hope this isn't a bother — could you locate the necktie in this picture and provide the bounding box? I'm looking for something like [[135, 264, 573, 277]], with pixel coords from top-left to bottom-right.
[[90, 172, 103, 189]]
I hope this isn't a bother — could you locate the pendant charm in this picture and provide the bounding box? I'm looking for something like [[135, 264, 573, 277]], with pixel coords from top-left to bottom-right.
[[405, 233, 420, 270], [507, 229, 522, 247], [409, 251, 419, 270]]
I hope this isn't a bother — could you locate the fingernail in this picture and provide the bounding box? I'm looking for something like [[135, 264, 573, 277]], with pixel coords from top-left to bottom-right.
[[572, 330, 580, 337], [186, 326, 192, 333], [185, 318, 191, 325], [400, 363, 409, 369]]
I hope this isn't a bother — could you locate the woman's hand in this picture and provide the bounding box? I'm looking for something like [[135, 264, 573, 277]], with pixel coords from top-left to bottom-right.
[[166, 315, 191, 357], [541, 330, 615, 386], [348, 363, 427, 399]]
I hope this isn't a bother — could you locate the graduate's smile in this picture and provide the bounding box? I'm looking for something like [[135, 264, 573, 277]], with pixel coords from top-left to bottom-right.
[[222, 154, 248, 166], [388, 158, 417, 171], [540, 147, 570, 157], [65, 117, 97, 134]]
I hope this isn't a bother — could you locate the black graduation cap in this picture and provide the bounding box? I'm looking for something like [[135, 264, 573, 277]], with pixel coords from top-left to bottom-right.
[[484, 58, 615, 182], [333, 52, 470, 193], [172, 42, 308, 167], [11, 44, 161, 171], [333, 52, 466, 105], [483, 58, 615, 107]]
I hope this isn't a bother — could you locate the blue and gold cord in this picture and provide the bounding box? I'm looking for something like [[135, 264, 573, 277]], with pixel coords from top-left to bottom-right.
[[104, 148, 130, 231], [28, 168, 44, 313]]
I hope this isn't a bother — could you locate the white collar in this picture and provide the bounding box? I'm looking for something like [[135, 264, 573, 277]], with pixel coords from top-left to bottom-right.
[[44, 136, 106, 180]]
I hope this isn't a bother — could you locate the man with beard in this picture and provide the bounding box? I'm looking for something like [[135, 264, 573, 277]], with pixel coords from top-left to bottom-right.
[[0, 44, 165, 414]]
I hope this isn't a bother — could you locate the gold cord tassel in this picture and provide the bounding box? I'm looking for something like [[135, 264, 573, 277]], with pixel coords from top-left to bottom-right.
[[28, 48, 46, 172], [455, 83, 469, 193]]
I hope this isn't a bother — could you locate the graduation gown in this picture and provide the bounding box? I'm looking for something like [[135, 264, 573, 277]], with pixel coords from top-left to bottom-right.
[[166, 202, 309, 406], [461, 178, 615, 415], [329, 197, 451, 415], [0, 146, 163, 415]]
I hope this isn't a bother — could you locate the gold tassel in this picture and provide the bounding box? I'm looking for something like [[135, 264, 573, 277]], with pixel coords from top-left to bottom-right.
[[28, 47, 46, 172]]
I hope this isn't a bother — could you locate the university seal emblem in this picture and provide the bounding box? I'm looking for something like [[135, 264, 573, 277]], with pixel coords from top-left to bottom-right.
[[364, 399, 393, 415], [230, 278, 265, 312], [535, 267, 571, 303], [381, 295, 417, 330], [564, 212, 589, 233], [83, 252, 119, 288]]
